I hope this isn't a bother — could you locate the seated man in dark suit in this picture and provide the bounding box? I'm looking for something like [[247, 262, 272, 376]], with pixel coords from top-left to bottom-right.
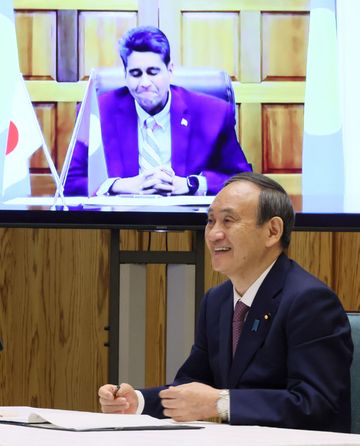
[[98, 172, 353, 433], [64, 26, 251, 196]]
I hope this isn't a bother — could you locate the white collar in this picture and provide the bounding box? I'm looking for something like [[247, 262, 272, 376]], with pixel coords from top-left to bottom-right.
[[233, 259, 277, 308]]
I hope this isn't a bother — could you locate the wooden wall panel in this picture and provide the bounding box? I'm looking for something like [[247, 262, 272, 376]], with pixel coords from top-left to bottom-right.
[[287, 232, 333, 287], [167, 231, 192, 251], [57, 102, 77, 168], [119, 230, 192, 252], [15, 11, 56, 80], [262, 12, 309, 80], [240, 103, 262, 171], [333, 233, 360, 311], [262, 104, 304, 173], [0, 228, 109, 411], [30, 104, 56, 170], [145, 264, 167, 387], [79, 11, 138, 80], [160, 1, 309, 192], [181, 12, 240, 78], [30, 102, 77, 196]]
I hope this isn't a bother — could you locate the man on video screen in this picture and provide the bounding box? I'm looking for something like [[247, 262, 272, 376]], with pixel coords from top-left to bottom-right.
[[64, 26, 251, 197]]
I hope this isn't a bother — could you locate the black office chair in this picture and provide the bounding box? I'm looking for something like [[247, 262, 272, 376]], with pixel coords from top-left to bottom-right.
[[92, 66, 235, 112], [348, 312, 360, 433]]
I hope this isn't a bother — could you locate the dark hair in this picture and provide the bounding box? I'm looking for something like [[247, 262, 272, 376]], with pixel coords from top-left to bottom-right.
[[224, 172, 295, 249], [118, 26, 171, 69]]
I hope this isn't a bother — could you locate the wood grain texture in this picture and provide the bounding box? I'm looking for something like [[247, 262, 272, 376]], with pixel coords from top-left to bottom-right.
[[181, 12, 240, 78], [167, 231, 192, 251], [145, 264, 166, 386], [15, 11, 56, 80], [333, 233, 360, 311], [262, 104, 304, 173], [56, 102, 77, 169], [240, 103, 262, 172], [30, 102, 76, 192], [287, 231, 333, 287], [78, 11, 137, 80], [30, 173, 56, 196], [0, 228, 109, 411], [30, 104, 56, 170], [262, 12, 309, 81]]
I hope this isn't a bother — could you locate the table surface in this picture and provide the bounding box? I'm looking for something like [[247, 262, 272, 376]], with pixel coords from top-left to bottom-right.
[[1, 421, 360, 446]]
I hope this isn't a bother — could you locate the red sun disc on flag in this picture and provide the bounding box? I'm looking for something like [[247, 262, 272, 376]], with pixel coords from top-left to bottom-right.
[[6, 121, 19, 155]]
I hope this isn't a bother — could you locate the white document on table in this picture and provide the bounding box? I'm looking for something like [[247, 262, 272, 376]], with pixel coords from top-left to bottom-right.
[[0, 406, 202, 431]]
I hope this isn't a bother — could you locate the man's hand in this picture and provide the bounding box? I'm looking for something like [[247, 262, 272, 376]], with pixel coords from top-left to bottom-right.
[[142, 166, 174, 194], [159, 382, 220, 421], [171, 175, 189, 195], [98, 383, 139, 414], [109, 166, 190, 195], [110, 175, 149, 195], [143, 167, 189, 195]]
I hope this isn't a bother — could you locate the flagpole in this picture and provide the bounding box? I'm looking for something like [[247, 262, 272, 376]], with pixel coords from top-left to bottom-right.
[[53, 70, 95, 208], [16, 73, 67, 209]]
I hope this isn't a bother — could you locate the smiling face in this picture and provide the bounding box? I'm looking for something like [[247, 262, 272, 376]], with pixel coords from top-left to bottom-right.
[[124, 51, 173, 115], [205, 181, 281, 293]]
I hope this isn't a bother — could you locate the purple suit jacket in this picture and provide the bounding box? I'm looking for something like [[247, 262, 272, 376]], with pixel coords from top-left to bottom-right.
[[140, 254, 353, 432], [64, 85, 251, 196]]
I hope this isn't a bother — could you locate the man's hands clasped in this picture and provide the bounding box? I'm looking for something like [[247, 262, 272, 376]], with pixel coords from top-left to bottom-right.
[[110, 166, 189, 195]]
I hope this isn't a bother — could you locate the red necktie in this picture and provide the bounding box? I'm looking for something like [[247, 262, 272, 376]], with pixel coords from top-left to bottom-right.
[[232, 300, 249, 356]]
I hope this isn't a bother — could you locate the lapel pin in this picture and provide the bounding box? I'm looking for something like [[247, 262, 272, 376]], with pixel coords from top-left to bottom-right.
[[251, 319, 260, 332], [181, 118, 188, 127], [264, 313, 271, 321]]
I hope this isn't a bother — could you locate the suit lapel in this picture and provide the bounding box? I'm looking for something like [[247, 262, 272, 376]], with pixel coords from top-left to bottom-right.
[[218, 289, 234, 386], [169, 86, 190, 176], [228, 254, 291, 387], [112, 90, 139, 176]]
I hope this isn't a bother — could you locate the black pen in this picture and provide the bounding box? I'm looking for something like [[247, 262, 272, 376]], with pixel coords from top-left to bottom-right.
[[113, 384, 121, 398]]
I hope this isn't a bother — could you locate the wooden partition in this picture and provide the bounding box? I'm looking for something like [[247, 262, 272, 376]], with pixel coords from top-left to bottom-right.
[[0, 228, 110, 411]]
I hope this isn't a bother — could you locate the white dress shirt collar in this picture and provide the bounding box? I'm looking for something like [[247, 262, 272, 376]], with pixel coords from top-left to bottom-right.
[[233, 259, 277, 308]]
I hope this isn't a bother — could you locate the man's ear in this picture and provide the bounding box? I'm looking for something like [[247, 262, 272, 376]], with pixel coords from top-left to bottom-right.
[[167, 61, 174, 76], [265, 216, 283, 248]]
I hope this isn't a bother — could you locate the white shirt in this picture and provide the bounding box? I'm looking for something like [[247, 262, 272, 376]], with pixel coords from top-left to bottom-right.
[[135, 91, 172, 171], [233, 260, 276, 308]]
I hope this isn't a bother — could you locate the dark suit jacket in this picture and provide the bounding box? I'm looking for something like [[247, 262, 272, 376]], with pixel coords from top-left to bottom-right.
[[64, 85, 251, 196], [141, 254, 353, 432]]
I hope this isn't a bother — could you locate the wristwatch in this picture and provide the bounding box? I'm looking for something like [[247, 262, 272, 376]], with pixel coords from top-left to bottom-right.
[[186, 175, 200, 195], [216, 389, 230, 421]]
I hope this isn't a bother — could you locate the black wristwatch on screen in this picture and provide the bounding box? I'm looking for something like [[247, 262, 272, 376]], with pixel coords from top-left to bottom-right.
[[186, 175, 200, 195]]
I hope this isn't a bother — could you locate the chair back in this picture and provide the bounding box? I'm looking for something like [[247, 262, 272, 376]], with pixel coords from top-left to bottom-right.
[[348, 312, 360, 433], [93, 66, 235, 111]]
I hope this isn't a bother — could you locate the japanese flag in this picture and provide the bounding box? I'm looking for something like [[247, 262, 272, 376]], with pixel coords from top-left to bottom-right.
[[3, 75, 43, 199]]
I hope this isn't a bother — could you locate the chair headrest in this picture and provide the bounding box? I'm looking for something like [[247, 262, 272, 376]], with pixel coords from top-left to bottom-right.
[[93, 66, 235, 106]]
